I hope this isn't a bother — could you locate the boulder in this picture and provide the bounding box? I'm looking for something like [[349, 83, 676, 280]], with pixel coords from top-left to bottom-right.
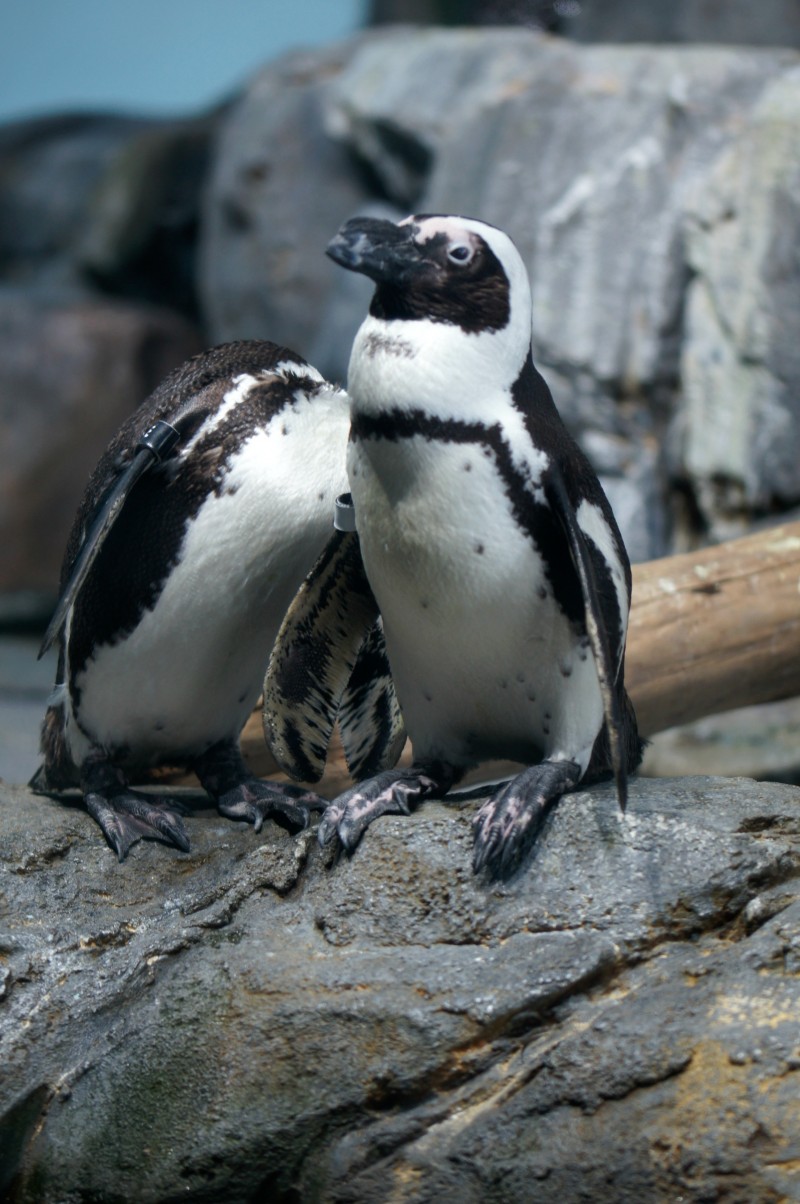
[[0, 294, 202, 601], [568, 0, 800, 48], [198, 41, 377, 384], [680, 69, 800, 532], [0, 111, 218, 322], [0, 113, 151, 292], [2, 775, 799, 1201]]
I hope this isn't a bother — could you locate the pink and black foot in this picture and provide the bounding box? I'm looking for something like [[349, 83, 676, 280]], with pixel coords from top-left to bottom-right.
[[472, 758, 582, 879], [318, 762, 457, 852], [81, 754, 190, 862], [193, 739, 326, 834]]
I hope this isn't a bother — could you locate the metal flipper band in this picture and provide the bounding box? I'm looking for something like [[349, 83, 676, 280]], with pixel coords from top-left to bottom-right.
[[138, 420, 180, 461], [334, 493, 356, 532], [38, 420, 180, 658]]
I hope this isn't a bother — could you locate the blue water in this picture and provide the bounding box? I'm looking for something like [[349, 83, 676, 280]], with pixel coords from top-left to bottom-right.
[[0, 0, 366, 123]]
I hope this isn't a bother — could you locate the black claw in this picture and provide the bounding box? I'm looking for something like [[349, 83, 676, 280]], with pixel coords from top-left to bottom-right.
[[471, 760, 581, 879], [317, 803, 345, 849], [85, 791, 191, 861], [319, 763, 455, 855], [217, 780, 326, 835]]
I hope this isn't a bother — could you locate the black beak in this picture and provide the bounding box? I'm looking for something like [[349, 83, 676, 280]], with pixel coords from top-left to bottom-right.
[[326, 217, 421, 285]]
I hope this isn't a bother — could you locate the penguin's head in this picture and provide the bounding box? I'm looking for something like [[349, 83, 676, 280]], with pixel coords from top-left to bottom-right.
[[327, 214, 532, 342]]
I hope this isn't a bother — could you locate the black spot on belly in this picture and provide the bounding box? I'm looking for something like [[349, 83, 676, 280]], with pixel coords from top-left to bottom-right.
[[474, 542, 485, 555], [463, 462, 472, 472], [423, 690, 433, 702], [561, 664, 573, 677]]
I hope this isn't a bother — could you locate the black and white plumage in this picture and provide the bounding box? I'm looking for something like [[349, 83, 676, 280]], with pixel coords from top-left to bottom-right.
[[271, 214, 643, 878], [32, 340, 350, 859]]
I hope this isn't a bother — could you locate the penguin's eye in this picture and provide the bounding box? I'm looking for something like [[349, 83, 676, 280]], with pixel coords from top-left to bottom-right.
[[447, 242, 474, 265]]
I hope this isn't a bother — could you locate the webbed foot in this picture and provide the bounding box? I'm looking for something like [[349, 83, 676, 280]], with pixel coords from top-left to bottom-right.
[[217, 778, 325, 833], [85, 789, 190, 861], [80, 750, 189, 860], [472, 759, 581, 879], [193, 738, 325, 835], [318, 762, 456, 852]]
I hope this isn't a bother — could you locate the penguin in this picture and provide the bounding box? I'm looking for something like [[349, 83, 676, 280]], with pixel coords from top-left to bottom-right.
[[31, 340, 350, 860], [265, 215, 642, 879]]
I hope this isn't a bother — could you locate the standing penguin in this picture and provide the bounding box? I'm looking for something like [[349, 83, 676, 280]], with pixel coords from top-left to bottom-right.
[[32, 341, 350, 860], [268, 215, 642, 878]]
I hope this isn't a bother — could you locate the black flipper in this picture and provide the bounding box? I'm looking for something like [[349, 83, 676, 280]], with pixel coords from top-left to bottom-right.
[[544, 467, 627, 811], [38, 420, 179, 658], [338, 620, 405, 779], [263, 520, 384, 783]]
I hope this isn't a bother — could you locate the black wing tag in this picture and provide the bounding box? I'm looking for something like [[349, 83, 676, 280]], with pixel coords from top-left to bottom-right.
[[38, 421, 179, 658], [545, 469, 627, 811], [263, 522, 392, 782]]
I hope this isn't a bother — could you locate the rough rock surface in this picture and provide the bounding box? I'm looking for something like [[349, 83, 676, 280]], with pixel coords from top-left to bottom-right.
[[2, 775, 799, 1201]]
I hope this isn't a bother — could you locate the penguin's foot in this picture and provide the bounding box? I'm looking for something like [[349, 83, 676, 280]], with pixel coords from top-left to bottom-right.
[[216, 778, 325, 834], [80, 750, 190, 860], [193, 738, 324, 834], [318, 762, 456, 853], [472, 759, 581, 879], [85, 789, 191, 862]]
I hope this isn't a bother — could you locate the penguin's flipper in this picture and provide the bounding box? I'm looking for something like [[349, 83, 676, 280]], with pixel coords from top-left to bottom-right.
[[338, 620, 406, 779], [544, 468, 627, 810], [38, 420, 180, 658], [263, 525, 382, 783]]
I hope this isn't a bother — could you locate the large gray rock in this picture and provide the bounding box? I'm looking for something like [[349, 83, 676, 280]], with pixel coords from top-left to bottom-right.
[[2, 775, 799, 1201], [0, 114, 151, 292], [0, 111, 218, 321], [680, 68, 800, 531], [568, 0, 800, 48], [198, 41, 377, 382]]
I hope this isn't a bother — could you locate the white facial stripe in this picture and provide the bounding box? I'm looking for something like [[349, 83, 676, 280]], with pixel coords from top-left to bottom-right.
[[274, 359, 324, 385], [180, 372, 259, 459], [178, 363, 325, 462]]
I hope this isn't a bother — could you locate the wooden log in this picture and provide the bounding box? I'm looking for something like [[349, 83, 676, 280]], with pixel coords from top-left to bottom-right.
[[627, 522, 800, 736]]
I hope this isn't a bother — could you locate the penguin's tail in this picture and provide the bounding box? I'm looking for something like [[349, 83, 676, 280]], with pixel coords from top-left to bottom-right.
[[29, 698, 78, 793]]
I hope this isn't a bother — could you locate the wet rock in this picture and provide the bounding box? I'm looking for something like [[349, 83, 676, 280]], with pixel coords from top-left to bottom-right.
[[2, 775, 799, 1201], [0, 294, 202, 596]]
